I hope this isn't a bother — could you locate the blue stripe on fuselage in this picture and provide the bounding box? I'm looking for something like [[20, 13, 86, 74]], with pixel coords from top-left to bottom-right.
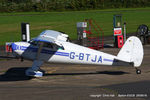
[[12, 43, 114, 62], [103, 58, 114, 62], [12, 43, 28, 51], [12, 43, 69, 57]]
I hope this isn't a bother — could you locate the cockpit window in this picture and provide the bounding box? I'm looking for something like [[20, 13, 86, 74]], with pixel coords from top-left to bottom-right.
[[58, 46, 64, 50], [43, 42, 53, 48], [30, 40, 39, 46], [29, 40, 64, 50]]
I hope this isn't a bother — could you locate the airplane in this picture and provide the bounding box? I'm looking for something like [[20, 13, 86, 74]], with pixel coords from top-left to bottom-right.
[[7, 30, 143, 77]]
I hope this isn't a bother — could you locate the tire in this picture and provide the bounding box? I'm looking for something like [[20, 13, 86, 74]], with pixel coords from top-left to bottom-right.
[[136, 69, 141, 74]]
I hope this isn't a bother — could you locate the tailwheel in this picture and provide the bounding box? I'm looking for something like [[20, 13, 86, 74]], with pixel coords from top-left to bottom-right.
[[136, 68, 141, 74]]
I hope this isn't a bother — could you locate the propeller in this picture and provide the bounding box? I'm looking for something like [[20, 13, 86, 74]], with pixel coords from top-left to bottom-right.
[[0, 43, 18, 60]]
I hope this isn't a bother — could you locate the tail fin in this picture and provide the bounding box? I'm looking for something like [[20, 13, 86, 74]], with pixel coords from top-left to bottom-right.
[[117, 36, 144, 67]]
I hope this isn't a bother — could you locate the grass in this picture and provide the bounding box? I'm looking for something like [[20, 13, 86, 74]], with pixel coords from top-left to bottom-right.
[[0, 7, 150, 45]]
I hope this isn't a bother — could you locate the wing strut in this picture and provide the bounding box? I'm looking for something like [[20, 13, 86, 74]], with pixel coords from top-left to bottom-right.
[[36, 42, 44, 60]]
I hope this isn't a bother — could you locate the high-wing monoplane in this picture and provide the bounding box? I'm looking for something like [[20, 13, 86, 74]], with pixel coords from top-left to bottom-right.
[[8, 30, 143, 77]]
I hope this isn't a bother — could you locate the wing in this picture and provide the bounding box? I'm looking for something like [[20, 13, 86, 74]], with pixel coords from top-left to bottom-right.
[[32, 30, 68, 47]]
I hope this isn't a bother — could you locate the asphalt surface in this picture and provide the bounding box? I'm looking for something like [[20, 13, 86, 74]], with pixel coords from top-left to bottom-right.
[[0, 42, 150, 100]]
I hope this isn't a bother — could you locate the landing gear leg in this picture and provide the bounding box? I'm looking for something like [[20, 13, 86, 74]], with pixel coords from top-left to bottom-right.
[[25, 60, 44, 77], [136, 68, 141, 74]]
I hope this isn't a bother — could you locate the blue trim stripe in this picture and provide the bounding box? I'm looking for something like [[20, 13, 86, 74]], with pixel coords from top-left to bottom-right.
[[103, 58, 114, 62], [34, 39, 52, 43], [55, 52, 69, 57], [41, 49, 55, 55], [40, 49, 69, 57], [12, 43, 69, 57]]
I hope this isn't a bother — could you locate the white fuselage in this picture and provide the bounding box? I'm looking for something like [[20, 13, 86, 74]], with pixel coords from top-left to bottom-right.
[[12, 41, 117, 66]]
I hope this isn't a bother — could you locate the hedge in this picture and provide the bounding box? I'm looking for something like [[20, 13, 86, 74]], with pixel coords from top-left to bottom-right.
[[0, 0, 150, 12]]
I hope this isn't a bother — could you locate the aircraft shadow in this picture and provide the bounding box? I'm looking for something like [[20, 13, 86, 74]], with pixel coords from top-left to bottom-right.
[[0, 67, 33, 82], [45, 71, 130, 76], [0, 67, 130, 82]]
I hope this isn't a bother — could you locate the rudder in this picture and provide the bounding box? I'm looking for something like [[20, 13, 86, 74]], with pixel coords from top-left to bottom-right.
[[117, 36, 144, 67]]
